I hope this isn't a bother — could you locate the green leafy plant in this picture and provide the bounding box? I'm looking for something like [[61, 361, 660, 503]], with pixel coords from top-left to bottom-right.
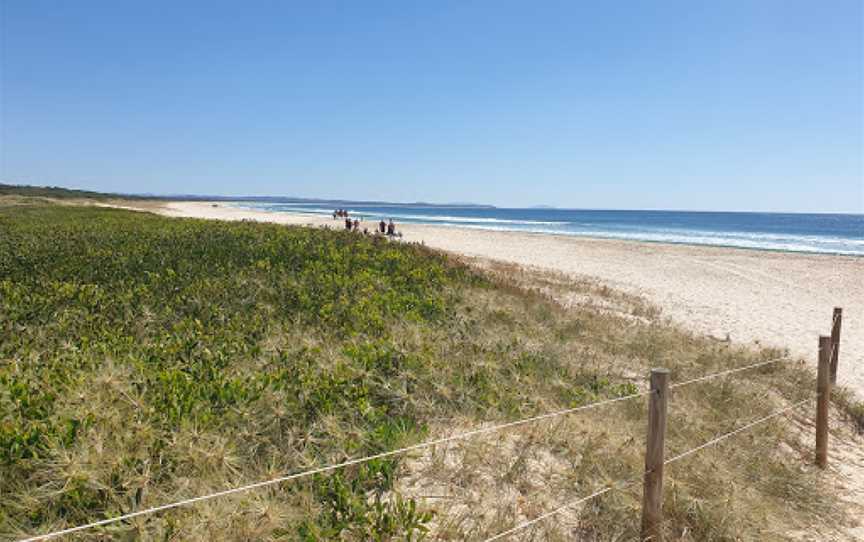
[[0, 201, 847, 540]]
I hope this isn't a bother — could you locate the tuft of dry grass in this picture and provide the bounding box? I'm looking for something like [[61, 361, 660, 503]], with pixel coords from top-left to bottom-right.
[[833, 387, 864, 434]]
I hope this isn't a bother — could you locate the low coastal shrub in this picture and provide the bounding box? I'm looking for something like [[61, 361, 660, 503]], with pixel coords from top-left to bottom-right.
[[0, 200, 847, 540]]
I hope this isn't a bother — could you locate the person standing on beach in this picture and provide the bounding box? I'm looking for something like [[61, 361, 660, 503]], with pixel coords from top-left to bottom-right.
[[379, 219, 386, 234]]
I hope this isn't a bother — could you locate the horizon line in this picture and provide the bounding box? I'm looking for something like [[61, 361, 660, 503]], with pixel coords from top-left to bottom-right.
[[2, 181, 863, 216]]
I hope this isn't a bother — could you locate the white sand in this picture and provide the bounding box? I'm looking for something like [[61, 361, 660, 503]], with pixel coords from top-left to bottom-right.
[[151, 201, 864, 397]]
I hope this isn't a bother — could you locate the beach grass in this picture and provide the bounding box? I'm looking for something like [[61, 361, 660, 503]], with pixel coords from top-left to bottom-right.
[[833, 387, 864, 433], [0, 197, 852, 540]]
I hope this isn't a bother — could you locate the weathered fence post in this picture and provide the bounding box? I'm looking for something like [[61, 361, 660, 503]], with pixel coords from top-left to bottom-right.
[[816, 335, 831, 469], [830, 307, 842, 385], [641, 368, 669, 541]]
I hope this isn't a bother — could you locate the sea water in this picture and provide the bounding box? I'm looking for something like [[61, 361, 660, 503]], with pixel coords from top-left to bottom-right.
[[233, 201, 864, 256]]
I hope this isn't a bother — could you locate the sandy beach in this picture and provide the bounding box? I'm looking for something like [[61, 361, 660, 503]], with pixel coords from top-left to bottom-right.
[[150, 201, 864, 397]]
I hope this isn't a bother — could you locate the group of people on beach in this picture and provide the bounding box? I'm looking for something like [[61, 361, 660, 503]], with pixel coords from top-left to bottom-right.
[[332, 209, 399, 237]]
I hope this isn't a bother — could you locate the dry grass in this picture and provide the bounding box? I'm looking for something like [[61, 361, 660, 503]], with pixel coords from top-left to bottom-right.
[[386, 261, 852, 540], [1, 200, 857, 541], [833, 387, 864, 434]]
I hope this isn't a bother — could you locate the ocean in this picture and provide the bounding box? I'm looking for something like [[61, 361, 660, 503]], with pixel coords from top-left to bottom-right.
[[233, 201, 864, 256]]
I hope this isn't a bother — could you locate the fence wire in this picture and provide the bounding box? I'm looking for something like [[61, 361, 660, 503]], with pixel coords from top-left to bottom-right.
[[479, 398, 810, 541], [670, 356, 793, 390], [17, 351, 825, 541], [17, 389, 653, 542]]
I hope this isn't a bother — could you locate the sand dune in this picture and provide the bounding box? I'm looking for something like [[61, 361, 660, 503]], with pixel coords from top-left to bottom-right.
[[152, 201, 864, 397]]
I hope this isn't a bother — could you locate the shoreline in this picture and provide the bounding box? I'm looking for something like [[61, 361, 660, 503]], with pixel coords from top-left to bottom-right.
[[220, 202, 864, 258], [132, 200, 864, 397], [245, 211, 864, 259]]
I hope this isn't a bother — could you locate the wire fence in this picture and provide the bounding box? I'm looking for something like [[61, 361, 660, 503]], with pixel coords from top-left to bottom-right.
[[19, 298, 842, 542], [483, 480, 636, 542], [481, 398, 812, 541], [663, 398, 811, 466], [669, 355, 791, 390], [18, 310, 845, 542], [17, 390, 652, 542]]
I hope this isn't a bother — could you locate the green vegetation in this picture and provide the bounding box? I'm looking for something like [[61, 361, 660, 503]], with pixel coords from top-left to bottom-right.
[[0, 198, 849, 540], [0, 183, 129, 201]]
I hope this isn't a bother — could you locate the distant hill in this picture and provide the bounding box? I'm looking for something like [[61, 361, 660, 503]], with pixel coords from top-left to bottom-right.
[[0, 183, 495, 208], [0, 183, 152, 200], [163, 194, 496, 208]]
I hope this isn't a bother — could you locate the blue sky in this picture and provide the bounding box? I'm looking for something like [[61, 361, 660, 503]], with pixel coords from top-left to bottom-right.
[[1, 1, 862, 212]]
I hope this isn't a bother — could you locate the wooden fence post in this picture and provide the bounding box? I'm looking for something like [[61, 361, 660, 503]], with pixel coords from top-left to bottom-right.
[[816, 335, 831, 469], [830, 308, 842, 385], [641, 368, 669, 541]]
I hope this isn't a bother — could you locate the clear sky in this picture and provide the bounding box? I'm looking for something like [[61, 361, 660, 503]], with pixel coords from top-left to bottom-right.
[[1, 1, 862, 212]]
